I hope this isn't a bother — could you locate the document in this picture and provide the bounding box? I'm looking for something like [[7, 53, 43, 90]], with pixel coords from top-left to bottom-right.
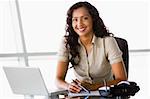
[[68, 90, 100, 97]]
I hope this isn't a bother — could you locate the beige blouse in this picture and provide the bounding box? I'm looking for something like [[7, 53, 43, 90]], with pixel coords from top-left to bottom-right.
[[58, 35, 123, 84]]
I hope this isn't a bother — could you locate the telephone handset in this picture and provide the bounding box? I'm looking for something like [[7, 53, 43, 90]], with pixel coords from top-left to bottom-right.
[[110, 81, 140, 96]]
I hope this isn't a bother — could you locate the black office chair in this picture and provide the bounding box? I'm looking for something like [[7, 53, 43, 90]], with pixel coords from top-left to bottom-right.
[[114, 37, 129, 78]]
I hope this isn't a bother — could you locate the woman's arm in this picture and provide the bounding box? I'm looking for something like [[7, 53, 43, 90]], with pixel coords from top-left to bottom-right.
[[81, 61, 127, 91], [112, 61, 127, 81], [55, 61, 69, 90], [55, 61, 81, 92]]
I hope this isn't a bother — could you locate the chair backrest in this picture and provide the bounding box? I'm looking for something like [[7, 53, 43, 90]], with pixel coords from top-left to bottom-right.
[[114, 37, 129, 78]]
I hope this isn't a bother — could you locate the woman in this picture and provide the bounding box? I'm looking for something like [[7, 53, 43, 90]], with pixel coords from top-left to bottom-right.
[[56, 1, 127, 93]]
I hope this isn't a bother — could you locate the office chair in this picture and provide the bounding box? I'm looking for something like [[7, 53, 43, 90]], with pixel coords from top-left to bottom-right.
[[114, 37, 129, 78]]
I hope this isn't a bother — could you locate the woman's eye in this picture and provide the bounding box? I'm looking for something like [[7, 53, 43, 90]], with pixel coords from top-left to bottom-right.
[[72, 18, 78, 22], [84, 17, 88, 20]]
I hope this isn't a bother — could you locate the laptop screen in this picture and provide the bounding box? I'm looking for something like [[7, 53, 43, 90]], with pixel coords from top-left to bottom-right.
[[3, 66, 48, 96]]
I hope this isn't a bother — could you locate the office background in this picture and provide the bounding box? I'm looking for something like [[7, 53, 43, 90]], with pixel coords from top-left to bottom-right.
[[0, 0, 150, 99]]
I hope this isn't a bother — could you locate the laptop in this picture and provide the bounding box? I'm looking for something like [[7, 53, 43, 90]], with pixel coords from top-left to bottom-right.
[[3, 66, 67, 98]]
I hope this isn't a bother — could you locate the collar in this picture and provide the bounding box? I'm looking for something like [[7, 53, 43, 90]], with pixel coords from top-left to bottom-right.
[[78, 35, 96, 45]]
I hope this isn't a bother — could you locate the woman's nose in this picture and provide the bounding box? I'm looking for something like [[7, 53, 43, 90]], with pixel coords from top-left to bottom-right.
[[77, 19, 83, 27]]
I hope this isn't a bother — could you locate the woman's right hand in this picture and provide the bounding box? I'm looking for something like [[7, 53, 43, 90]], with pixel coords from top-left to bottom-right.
[[67, 82, 81, 93]]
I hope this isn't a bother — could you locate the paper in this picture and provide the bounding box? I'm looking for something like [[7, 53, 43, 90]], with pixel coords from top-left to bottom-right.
[[68, 90, 100, 97]]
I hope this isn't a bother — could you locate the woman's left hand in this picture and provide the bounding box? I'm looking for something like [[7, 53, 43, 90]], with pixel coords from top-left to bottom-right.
[[81, 81, 98, 91]]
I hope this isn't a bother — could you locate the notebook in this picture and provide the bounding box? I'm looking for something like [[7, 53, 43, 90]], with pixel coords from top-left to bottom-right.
[[68, 90, 100, 97], [68, 87, 110, 97]]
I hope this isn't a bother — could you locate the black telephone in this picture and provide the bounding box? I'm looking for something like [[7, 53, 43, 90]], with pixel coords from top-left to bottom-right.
[[110, 81, 140, 96]]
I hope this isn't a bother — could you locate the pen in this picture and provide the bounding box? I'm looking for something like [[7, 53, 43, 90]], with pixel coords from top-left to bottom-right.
[[72, 79, 90, 93]]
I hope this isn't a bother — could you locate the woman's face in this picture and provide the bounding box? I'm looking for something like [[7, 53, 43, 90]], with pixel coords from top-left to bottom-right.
[[72, 7, 93, 37]]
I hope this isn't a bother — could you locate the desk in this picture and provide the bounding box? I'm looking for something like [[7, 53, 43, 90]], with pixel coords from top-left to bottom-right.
[[49, 90, 129, 99]]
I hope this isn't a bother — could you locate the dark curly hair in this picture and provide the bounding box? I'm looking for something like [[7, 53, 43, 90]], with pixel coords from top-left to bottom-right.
[[65, 1, 112, 66]]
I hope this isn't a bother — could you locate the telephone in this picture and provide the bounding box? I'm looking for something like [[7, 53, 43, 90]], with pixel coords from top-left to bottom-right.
[[110, 81, 140, 96]]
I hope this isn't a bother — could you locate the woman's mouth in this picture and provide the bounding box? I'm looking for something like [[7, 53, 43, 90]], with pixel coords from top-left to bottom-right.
[[78, 28, 86, 32]]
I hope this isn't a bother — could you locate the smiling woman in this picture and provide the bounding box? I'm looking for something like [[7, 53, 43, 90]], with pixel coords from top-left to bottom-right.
[[56, 1, 127, 93]]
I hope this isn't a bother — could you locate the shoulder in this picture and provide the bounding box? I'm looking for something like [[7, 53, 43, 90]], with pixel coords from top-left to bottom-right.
[[94, 36, 115, 45], [103, 36, 117, 45], [103, 36, 119, 51], [104, 36, 115, 42], [96, 36, 115, 44]]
